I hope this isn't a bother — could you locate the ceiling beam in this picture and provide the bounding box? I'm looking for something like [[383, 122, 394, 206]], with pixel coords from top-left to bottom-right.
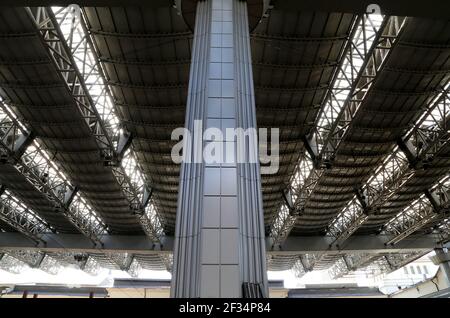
[[326, 84, 450, 247], [383, 176, 450, 245], [270, 14, 406, 245], [0, 232, 446, 255], [0, 192, 51, 244], [24, 6, 164, 243]]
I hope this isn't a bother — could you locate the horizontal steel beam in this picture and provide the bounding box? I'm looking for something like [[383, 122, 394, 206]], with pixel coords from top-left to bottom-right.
[[0, 232, 445, 255], [0, 1, 448, 18]]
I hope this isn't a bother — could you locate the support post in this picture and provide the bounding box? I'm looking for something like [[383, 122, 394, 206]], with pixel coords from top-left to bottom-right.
[[171, 0, 267, 297], [431, 248, 450, 285]]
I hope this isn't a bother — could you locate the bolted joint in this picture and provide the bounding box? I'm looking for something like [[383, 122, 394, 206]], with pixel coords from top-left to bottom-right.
[[130, 203, 145, 216], [101, 149, 120, 167], [116, 129, 133, 161]]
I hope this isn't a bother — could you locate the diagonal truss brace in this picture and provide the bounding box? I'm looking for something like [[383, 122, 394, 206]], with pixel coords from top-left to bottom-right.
[[26, 6, 164, 242], [0, 253, 28, 274], [0, 191, 51, 244], [383, 175, 450, 245], [25, 7, 114, 159], [3, 249, 45, 268], [270, 15, 407, 246], [0, 105, 34, 164], [0, 102, 106, 245], [328, 253, 381, 279], [327, 84, 450, 246]]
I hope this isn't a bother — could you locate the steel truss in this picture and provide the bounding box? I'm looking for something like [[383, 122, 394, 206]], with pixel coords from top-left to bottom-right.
[[270, 14, 407, 245], [0, 254, 28, 274], [0, 101, 106, 245], [329, 250, 427, 279], [0, 101, 32, 163], [328, 253, 380, 279], [18, 143, 107, 245], [3, 250, 45, 268], [160, 253, 173, 272], [0, 250, 59, 275], [291, 260, 307, 279], [0, 249, 66, 275], [46, 251, 87, 269], [39, 254, 63, 275], [82, 256, 101, 275], [291, 254, 317, 279], [92, 252, 134, 271], [435, 218, 450, 244], [25, 6, 164, 242], [0, 248, 171, 276], [370, 251, 427, 276], [327, 84, 450, 247], [0, 191, 51, 244], [383, 175, 450, 245], [286, 254, 317, 278], [127, 258, 142, 278], [328, 257, 349, 279]]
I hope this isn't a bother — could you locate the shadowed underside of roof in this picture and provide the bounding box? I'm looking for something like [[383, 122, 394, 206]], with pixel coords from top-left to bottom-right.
[[0, 1, 449, 276]]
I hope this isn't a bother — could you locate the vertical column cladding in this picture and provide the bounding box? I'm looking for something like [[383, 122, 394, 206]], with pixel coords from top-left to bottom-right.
[[201, 0, 240, 298], [172, 0, 268, 298]]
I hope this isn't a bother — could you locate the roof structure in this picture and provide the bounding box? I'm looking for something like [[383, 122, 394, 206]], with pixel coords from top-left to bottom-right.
[[0, 1, 449, 281]]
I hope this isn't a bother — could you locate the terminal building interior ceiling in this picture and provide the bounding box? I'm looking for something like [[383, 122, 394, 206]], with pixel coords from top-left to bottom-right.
[[0, 0, 449, 297]]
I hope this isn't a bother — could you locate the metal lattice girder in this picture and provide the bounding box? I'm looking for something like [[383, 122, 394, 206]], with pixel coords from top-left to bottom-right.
[[46, 251, 85, 269], [327, 197, 369, 247], [19, 143, 106, 245], [0, 191, 51, 244], [127, 258, 142, 278], [299, 254, 317, 272], [362, 84, 450, 210], [404, 85, 450, 168], [24, 6, 164, 241], [89, 252, 121, 270], [102, 252, 133, 271], [269, 204, 297, 246], [133, 254, 167, 271], [326, 151, 416, 246], [312, 254, 344, 271], [344, 253, 381, 271], [291, 258, 307, 279], [328, 257, 349, 280], [267, 254, 299, 271], [326, 81, 450, 246], [435, 218, 450, 244], [3, 250, 45, 268], [121, 151, 163, 243], [0, 254, 28, 274], [270, 14, 407, 245], [0, 101, 33, 163], [160, 253, 173, 272], [66, 194, 106, 245], [82, 256, 101, 275], [378, 251, 427, 275], [0, 100, 107, 245], [25, 7, 115, 158], [37, 254, 63, 275], [328, 253, 382, 279], [383, 175, 450, 245], [307, 15, 407, 165]]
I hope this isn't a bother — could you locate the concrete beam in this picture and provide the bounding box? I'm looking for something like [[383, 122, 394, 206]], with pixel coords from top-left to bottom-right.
[[0, 232, 445, 255]]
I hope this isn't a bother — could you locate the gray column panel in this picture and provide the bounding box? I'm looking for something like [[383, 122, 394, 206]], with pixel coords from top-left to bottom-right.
[[171, 0, 267, 298]]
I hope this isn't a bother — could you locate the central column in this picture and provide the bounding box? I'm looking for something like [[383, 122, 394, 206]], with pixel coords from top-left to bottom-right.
[[171, 0, 268, 297]]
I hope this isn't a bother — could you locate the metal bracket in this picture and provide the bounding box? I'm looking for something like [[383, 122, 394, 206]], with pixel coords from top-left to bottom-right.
[[116, 129, 133, 160], [397, 138, 420, 169]]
